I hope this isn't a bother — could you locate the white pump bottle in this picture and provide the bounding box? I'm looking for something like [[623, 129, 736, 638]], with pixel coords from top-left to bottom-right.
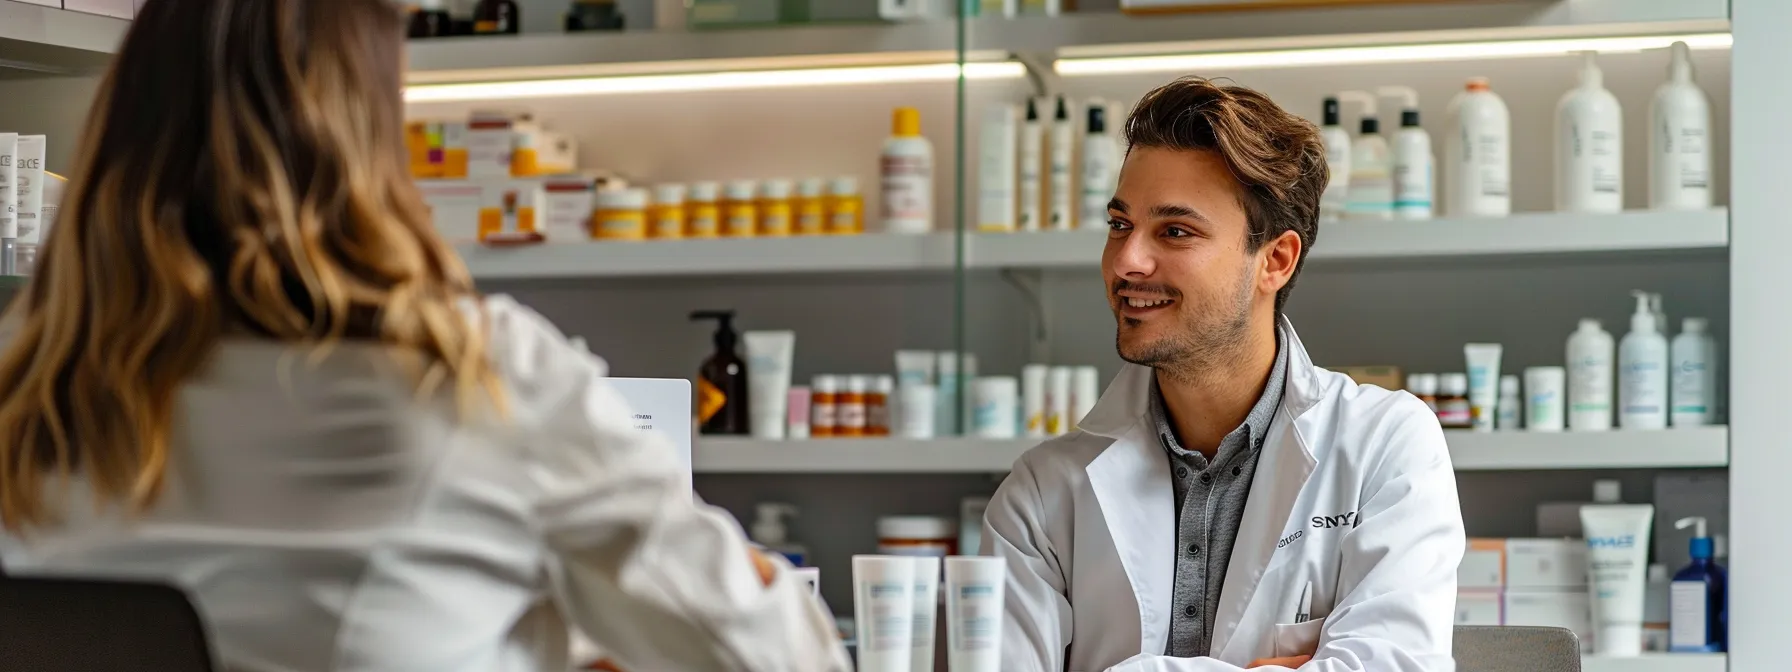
[[1649, 41, 1713, 210], [1619, 290, 1669, 429], [1568, 318, 1616, 431], [1379, 86, 1433, 220], [1556, 52, 1624, 213], [1340, 90, 1392, 220], [1670, 318, 1719, 427], [1319, 96, 1352, 223], [1444, 77, 1511, 217]]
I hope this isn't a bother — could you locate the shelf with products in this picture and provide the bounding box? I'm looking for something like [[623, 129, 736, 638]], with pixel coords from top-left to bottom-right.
[[1581, 653, 1725, 672], [0, 0, 129, 77], [455, 232, 959, 279], [691, 427, 1728, 473], [966, 209, 1731, 269]]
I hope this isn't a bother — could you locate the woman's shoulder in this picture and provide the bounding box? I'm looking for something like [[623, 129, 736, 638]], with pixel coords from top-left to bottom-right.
[[465, 294, 611, 419]]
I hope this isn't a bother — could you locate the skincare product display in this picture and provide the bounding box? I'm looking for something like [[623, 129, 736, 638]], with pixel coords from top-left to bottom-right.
[[978, 96, 1118, 234], [851, 555, 1008, 672]]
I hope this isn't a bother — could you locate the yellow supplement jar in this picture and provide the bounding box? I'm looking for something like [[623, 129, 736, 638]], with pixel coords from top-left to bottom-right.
[[795, 177, 827, 235], [651, 183, 687, 239], [758, 179, 795, 237], [592, 188, 649, 240], [687, 181, 722, 238], [826, 176, 864, 235], [723, 180, 759, 238]]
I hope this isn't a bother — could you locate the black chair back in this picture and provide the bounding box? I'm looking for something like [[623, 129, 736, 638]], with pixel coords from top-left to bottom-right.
[[0, 577, 215, 671]]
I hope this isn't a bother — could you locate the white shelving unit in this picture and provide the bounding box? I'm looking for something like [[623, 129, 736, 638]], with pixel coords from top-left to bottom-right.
[[693, 428, 1728, 474], [1581, 653, 1726, 672], [457, 210, 1728, 280], [0, 0, 128, 76], [968, 209, 1730, 269]]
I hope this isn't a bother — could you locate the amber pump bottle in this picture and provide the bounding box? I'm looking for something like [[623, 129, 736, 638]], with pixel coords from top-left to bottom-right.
[[473, 0, 521, 34], [692, 311, 750, 435]]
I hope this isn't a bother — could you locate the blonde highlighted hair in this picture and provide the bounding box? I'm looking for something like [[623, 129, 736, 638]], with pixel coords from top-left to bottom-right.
[[0, 0, 502, 530]]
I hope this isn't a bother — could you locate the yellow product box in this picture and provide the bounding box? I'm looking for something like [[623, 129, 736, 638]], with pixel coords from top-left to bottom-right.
[[406, 121, 436, 178], [542, 176, 598, 242], [513, 130, 577, 177], [478, 180, 546, 243]]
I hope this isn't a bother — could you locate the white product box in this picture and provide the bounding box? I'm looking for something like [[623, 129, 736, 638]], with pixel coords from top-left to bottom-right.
[[466, 115, 533, 179], [1458, 539, 1505, 590], [1504, 590, 1592, 653], [416, 179, 484, 242], [1505, 539, 1587, 589], [1454, 591, 1502, 626], [63, 0, 132, 17], [542, 176, 596, 242]]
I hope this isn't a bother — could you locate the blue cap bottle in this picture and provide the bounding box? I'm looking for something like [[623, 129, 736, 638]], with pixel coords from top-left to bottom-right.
[[1669, 516, 1726, 652]]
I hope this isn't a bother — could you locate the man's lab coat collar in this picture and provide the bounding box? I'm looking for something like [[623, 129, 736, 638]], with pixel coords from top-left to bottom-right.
[[1078, 315, 1325, 441]]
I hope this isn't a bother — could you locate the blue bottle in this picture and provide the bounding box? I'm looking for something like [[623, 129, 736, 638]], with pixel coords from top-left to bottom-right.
[[1669, 516, 1726, 652]]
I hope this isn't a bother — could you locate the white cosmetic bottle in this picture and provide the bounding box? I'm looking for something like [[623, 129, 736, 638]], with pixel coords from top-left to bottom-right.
[[1556, 52, 1624, 213], [1381, 86, 1433, 220], [1318, 96, 1352, 223], [1649, 41, 1712, 210], [1444, 77, 1511, 217], [978, 104, 1018, 232], [1669, 317, 1718, 427], [1048, 96, 1075, 230], [1619, 291, 1669, 430], [881, 107, 935, 234], [1567, 318, 1615, 431], [1018, 98, 1044, 232], [1080, 101, 1120, 230], [1340, 90, 1393, 220]]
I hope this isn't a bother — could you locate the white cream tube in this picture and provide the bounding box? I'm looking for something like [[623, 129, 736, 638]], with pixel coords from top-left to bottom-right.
[[1464, 343, 1503, 432], [15, 136, 44, 248], [854, 555, 918, 672], [743, 331, 795, 439], [0, 133, 17, 276], [1580, 504, 1655, 656], [945, 556, 1006, 672], [909, 556, 941, 672]]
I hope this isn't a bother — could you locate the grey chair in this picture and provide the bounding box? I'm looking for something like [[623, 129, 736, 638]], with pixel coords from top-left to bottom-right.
[[0, 576, 216, 671], [1454, 625, 1581, 672]]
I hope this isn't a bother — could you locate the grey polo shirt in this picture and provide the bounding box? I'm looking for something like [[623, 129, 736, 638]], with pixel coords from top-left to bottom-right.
[[1151, 325, 1288, 658]]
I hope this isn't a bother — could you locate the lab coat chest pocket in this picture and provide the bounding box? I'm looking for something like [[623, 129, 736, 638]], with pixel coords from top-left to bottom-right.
[[1272, 620, 1324, 659]]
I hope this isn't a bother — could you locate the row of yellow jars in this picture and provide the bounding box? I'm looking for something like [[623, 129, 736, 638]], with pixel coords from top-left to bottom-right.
[[590, 178, 863, 240]]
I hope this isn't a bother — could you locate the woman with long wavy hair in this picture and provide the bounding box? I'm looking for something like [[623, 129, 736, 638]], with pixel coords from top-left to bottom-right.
[[0, 1, 849, 670]]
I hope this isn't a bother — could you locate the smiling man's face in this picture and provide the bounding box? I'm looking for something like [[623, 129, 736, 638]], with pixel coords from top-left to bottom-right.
[[1102, 146, 1262, 374]]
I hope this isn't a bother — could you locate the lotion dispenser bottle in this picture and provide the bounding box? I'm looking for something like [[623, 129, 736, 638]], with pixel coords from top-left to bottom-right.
[[1319, 96, 1352, 222], [1669, 516, 1726, 652], [1340, 90, 1393, 220], [1380, 86, 1433, 220], [1670, 317, 1719, 426], [750, 503, 809, 567], [1650, 41, 1713, 210], [1081, 101, 1120, 230], [1048, 96, 1076, 230], [1567, 318, 1615, 431], [1618, 291, 1669, 429], [1556, 51, 1624, 213], [691, 310, 750, 436]]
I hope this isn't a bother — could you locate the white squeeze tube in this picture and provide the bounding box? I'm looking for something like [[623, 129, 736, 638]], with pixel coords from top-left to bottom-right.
[[855, 555, 918, 672], [743, 331, 795, 439], [945, 557, 1006, 672], [0, 133, 17, 276], [909, 555, 942, 672], [1581, 504, 1655, 656]]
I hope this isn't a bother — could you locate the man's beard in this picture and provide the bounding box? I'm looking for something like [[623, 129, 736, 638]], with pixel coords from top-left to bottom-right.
[[1116, 268, 1254, 382]]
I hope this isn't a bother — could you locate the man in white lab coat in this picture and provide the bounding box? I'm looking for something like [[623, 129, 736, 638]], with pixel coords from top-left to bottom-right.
[[983, 77, 1466, 671]]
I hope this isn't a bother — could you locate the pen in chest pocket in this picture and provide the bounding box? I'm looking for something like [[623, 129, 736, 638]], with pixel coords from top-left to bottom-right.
[[1294, 581, 1313, 624]]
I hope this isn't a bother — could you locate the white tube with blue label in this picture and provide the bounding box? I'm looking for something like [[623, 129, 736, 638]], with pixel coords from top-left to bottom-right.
[[1581, 504, 1655, 656], [1464, 343, 1503, 432]]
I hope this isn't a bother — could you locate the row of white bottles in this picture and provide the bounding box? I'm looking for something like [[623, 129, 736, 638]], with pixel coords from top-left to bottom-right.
[[1566, 291, 1718, 431], [979, 96, 1120, 233], [1319, 42, 1712, 220]]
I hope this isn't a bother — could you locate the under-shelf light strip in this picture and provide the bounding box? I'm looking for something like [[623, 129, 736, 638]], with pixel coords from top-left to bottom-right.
[[405, 62, 1026, 102], [1056, 32, 1733, 76]]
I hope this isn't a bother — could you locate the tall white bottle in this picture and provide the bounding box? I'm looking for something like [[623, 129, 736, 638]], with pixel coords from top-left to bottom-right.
[[1555, 52, 1624, 213], [1048, 96, 1076, 230], [1618, 290, 1670, 429], [1567, 318, 1616, 431], [881, 107, 934, 234], [1341, 90, 1393, 220], [1444, 77, 1512, 217], [1381, 86, 1433, 220], [1649, 41, 1713, 210], [1670, 317, 1718, 427], [1319, 96, 1352, 223], [978, 104, 1018, 232], [1081, 101, 1120, 230], [1018, 98, 1044, 232]]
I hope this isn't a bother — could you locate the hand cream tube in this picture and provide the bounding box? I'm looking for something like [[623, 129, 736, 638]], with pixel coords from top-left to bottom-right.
[[1581, 504, 1655, 656], [854, 555, 917, 672], [1464, 343, 1503, 432], [743, 331, 795, 439], [0, 133, 16, 275], [909, 556, 941, 672], [945, 556, 1006, 672], [15, 136, 44, 247]]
